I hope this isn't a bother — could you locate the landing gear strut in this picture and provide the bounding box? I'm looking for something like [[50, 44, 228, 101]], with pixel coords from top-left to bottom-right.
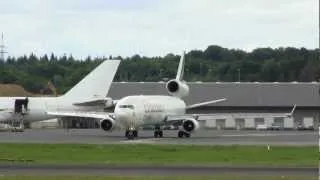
[[178, 131, 190, 138], [125, 130, 138, 140], [154, 125, 163, 138]]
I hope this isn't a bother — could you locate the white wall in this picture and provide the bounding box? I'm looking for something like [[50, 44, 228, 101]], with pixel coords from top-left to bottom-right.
[[202, 113, 297, 129], [284, 117, 293, 128]]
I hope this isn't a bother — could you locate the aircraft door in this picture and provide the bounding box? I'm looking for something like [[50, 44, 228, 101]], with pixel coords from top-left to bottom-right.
[[14, 97, 29, 114]]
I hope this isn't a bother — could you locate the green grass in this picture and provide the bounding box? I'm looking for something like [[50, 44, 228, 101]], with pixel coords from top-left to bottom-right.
[[0, 143, 317, 166], [0, 176, 317, 180]]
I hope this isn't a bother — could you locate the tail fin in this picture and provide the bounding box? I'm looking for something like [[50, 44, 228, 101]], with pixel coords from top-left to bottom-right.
[[60, 60, 120, 103], [166, 51, 189, 98], [175, 51, 186, 81]]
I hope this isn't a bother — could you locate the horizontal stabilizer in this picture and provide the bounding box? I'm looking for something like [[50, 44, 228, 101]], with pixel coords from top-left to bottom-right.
[[186, 98, 226, 109]]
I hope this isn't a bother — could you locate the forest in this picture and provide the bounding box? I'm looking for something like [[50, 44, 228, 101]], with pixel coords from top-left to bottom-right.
[[0, 45, 319, 94]]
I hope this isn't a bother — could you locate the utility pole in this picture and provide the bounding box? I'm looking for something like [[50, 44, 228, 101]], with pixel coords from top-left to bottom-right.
[[0, 32, 7, 61]]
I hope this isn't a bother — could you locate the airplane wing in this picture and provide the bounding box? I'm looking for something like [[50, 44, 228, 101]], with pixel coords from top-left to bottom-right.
[[186, 98, 227, 109], [46, 111, 113, 120], [164, 104, 296, 124], [73, 97, 115, 107]]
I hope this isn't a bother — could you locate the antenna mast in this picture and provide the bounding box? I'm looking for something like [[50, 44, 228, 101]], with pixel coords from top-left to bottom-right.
[[0, 32, 7, 61]]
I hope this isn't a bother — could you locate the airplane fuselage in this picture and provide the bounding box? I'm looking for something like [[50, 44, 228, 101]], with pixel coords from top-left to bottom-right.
[[0, 97, 102, 123], [114, 95, 186, 129]]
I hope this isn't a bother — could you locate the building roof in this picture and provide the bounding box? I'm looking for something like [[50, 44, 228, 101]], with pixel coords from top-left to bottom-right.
[[108, 82, 320, 107]]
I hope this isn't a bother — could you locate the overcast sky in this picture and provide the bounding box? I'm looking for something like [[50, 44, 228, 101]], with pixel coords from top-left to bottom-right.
[[0, 0, 318, 59]]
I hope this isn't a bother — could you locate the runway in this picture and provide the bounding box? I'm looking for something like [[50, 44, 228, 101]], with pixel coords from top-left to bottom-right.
[[0, 128, 317, 146], [0, 164, 317, 176]]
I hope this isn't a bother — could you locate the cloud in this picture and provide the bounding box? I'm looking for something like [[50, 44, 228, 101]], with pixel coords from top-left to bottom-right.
[[0, 0, 317, 59]]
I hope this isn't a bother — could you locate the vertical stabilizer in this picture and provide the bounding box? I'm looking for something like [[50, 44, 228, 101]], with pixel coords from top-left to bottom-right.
[[175, 51, 185, 81], [61, 60, 121, 102], [166, 51, 189, 98]]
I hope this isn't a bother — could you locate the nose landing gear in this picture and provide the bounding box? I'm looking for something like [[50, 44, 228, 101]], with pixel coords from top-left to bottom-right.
[[154, 125, 163, 138], [125, 129, 138, 140]]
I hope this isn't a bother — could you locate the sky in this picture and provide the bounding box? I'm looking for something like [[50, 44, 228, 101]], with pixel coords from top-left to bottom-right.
[[0, 0, 318, 59]]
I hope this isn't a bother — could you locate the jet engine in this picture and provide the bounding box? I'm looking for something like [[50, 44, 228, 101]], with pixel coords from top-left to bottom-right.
[[166, 80, 189, 98], [182, 118, 200, 133], [104, 98, 117, 108], [100, 118, 115, 131]]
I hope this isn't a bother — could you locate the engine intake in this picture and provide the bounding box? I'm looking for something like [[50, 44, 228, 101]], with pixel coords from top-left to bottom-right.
[[167, 81, 179, 92], [166, 80, 189, 98], [100, 118, 115, 131], [182, 119, 199, 133]]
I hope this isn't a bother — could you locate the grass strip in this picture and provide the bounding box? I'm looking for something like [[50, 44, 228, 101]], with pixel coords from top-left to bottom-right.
[[0, 143, 317, 166]]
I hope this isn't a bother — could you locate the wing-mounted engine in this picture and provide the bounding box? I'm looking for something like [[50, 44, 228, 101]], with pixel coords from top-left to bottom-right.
[[100, 117, 115, 131], [166, 80, 189, 98], [181, 118, 199, 133]]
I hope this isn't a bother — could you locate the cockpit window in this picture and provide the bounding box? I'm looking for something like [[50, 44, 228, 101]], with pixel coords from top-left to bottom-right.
[[119, 105, 134, 109]]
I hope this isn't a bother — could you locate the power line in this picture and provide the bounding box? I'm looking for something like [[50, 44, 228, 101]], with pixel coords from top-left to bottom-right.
[[0, 32, 7, 61]]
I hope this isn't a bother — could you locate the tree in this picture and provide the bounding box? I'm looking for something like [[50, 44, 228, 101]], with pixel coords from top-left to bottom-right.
[[0, 45, 317, 94]]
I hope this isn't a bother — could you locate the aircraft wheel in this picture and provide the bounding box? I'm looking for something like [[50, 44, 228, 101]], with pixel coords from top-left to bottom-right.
[[184, 132, 191, 138], [158, 131, 163, 138], [154, 131, 159, 138], [133, 130, 138, 137], [178, 131, 184, 138], [178, 131, 191, 138], [126, 130, 135, 140], [154, 130, 163, 138]]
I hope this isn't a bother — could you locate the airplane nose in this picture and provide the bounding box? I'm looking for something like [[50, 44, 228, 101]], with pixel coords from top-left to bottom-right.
[[116, 111, 130, 120], [115, 110, 136, 128]]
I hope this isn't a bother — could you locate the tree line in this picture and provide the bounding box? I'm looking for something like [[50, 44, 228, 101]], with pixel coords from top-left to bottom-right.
[[0, 45, 319, 94]]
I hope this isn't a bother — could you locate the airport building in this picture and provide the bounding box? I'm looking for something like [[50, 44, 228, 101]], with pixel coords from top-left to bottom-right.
[[58, 82, 320, 130]]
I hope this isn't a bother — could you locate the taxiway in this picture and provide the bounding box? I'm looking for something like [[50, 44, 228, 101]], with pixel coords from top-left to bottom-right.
[[0, 128, 317, 146]]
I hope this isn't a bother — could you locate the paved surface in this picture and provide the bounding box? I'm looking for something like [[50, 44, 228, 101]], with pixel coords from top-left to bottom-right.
[[0, 129, 317, 146], [0, 164, 317, 176]]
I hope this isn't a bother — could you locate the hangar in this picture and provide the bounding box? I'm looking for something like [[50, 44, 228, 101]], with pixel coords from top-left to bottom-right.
[[59, 82, 320, 130]]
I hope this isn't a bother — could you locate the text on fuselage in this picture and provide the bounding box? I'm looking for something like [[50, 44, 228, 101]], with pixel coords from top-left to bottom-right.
[[144, 104, 165, 113]]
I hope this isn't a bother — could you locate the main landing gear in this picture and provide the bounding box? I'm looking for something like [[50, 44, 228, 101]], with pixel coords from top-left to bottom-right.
[[154, 125, 163, 138], [125, 129, 138, 140], [178, 131, 190, 138]]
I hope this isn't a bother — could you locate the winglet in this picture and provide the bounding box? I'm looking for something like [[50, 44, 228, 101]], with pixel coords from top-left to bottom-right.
[[284, 104, 296, 118], [175, 51, 186, 81], [287, 104, 296, 117]]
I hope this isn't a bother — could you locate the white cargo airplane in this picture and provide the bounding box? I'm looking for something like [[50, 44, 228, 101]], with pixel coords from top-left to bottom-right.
[[0, 59, 121, 129], [48, 52, 228, 139], [48, 52, 296, 139]]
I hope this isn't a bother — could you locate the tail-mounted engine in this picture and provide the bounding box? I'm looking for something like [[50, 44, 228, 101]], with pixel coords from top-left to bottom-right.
[[100, 117, 115, 131], [166, 80, 189, 98], [182, 118, 199, 133]]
